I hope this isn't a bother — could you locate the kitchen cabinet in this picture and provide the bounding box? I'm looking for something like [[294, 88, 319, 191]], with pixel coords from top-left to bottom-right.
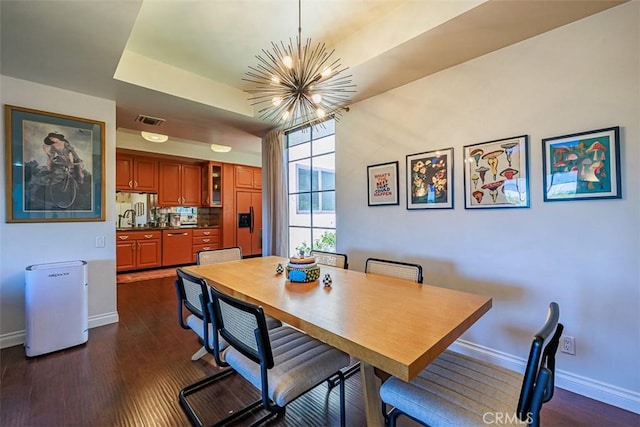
[[158, 162, 202, 206], [221, 163, 236, 248], [234, 165, 261, 190], [162, 229, 193, 266], [192, 228, 222, 262], [116, 154, 158, 192], [236, 191, 262, 257], [116, 230, 162, 272], [203, 162, 223, 207]]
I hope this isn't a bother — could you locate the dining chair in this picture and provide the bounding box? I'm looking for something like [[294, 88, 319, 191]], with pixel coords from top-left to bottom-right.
[[181, 248, 281, 362], [179, 286, 351, 427], [380, 302, 563, 427], [365, 257, 423, 284], [178, 247, 243, 361], [328, 257, 424, 389], [310, 250, 349, 269], [198, 245, 281, 332], [174, 268, 225, 362], [197, 246, 242, 265]]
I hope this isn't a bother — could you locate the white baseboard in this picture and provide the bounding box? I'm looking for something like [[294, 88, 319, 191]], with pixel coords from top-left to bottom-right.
[[0, 330, 25, 349], [88, 311, 119, 329], [450, 339, 640, 414], [0, 311, 119, 350]]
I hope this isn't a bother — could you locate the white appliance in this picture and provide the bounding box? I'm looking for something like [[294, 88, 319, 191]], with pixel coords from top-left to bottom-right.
[[25, 260, 88, 357]]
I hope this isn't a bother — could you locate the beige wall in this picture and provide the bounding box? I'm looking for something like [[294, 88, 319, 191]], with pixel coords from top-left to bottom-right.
[[0, 76, 263, 351], [337, 2, 639, 412], [1, 76, 118, 346]]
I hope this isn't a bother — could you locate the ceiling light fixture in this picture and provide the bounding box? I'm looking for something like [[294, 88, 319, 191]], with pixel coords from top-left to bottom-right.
[[210, 144, 232, 153], [244, 0, 356, 129], [140, 131, 168, 143]]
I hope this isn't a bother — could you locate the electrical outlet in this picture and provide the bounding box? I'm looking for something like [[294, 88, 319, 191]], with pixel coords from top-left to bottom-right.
[[561, 336, 575, 355]]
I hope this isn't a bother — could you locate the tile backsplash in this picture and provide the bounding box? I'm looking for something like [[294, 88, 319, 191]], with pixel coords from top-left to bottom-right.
[[116, 192, 148, 227], [116, 192, 221, 228]]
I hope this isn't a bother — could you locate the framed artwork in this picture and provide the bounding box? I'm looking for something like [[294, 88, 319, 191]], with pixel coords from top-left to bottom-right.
[[5, 105, 106, 222], [463, 135, 530, 209], [367, 161, 399, 206], [542, 126, 621, 201], [406, 147, 454, 210]]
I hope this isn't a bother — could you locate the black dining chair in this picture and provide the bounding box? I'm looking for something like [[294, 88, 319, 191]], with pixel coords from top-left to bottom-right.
[[176, 250, 243, 362], [198, 246, 281, 330], [379, 302, 563, 427], [174, 268, 223, 362], [178, 285, 351, 426]]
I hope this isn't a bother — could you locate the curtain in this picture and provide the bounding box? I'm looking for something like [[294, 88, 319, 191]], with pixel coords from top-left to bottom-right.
[[261, 130, 288, 256]]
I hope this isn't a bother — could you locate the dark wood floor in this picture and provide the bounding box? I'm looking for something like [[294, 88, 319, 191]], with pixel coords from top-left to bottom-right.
[[1, 276, 638, 427]]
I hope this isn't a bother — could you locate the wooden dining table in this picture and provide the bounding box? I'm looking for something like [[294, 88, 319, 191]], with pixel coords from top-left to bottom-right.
[[182, 256, 492, 426]]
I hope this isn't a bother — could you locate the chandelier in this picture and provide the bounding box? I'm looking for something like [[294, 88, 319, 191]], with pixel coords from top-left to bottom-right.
[[244, 0, 356, 129]]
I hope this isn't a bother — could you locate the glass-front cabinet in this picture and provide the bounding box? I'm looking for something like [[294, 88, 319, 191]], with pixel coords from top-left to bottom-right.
[[204, 162, 223, 207]]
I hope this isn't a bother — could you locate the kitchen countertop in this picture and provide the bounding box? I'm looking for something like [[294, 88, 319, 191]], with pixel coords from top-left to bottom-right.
[[116, 225, 221, 232]]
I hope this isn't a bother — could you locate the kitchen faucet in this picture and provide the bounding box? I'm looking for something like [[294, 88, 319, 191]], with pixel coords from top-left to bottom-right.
[[122, 209, 136, 227]]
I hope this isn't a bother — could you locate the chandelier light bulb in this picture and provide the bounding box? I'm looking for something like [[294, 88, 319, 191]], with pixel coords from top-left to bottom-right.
[[243, 0, 356, 128]]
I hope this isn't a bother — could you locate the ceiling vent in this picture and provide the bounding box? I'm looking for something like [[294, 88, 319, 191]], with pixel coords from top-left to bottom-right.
[[135, 114, 166, 126]]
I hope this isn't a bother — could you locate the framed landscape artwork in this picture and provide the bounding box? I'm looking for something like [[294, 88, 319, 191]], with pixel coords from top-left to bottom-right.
[[542, 126, 621, 202], [367, 161, 399, 206], [5, 105, 105, 222], [463, 135, 530, 209], [406, 147, 453, 210]]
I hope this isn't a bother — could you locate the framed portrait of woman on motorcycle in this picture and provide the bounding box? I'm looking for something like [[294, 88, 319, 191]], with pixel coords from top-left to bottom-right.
[[4, 105, 105, 222]]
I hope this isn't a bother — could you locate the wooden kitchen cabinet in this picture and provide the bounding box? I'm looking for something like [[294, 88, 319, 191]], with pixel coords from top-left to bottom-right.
[[116, 154, 158, 192], [162, 229, 193, 266], [221, 163, 236, 249], [116, 239, 136, 271], [192, 228, 222, 262], [203, 162, 223, 207], [220, 164, 263, 253], [234, 165, 261, 190], [116, 231, 162, 272], [158, 162, 202, 206]]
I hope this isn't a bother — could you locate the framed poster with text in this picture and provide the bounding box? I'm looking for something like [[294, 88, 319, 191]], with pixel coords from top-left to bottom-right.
[[367, 161, 399, 206]]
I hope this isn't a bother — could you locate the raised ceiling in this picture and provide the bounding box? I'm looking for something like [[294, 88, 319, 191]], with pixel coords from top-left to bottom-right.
[[1, 0, 626, 154]]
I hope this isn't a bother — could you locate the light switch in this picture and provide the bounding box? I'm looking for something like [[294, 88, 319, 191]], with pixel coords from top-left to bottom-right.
[[95, 236, 105, 248]]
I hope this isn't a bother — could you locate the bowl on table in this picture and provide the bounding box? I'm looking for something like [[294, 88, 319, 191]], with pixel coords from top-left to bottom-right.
[[286, 256, 320, 283]]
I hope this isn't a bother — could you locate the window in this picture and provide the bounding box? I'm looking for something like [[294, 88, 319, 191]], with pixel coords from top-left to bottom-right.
[[295, 166, 335, 213], [287, 119, 336, 255]]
